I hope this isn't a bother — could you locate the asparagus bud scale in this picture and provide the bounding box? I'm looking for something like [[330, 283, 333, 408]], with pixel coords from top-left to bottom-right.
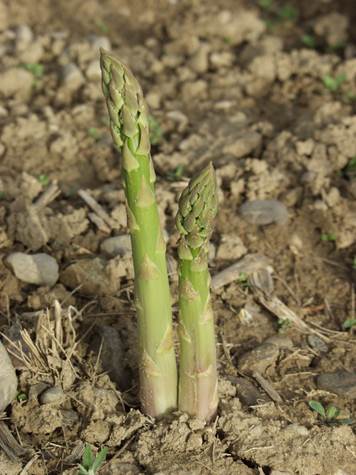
[[100, 50, 177, 417], [176, 163, 219, 420]]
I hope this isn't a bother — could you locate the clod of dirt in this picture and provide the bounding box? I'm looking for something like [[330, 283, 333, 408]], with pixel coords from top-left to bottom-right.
[[240, 199, 288, 225], [317, 371, 356, 398], [233, 377, 266, 406], [39, 386, 65, 405], [60, 257, 121, 296], [6, 252, 59, 286], [0, 68, 33, 100], [100, 234, 132, 257], [0, 341, 18, 411], [216, 234, 247, 260], [90, 324, 129, 390], [223, 131, 262, 158], [238, 339, 287, 375]]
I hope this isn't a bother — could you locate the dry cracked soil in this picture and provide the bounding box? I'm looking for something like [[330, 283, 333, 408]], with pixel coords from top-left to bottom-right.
[[0, 0, 356, 474]]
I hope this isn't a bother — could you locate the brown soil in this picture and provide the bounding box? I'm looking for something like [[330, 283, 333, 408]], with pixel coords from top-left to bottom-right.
[[0, 0, 356, 474]]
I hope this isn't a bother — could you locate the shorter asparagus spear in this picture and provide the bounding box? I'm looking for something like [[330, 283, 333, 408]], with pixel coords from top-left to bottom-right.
[[176, 163, 219, 420]]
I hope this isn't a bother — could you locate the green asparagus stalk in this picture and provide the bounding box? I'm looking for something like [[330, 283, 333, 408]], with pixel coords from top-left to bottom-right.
[[100, 50, 177, 417], [176, 163, 219, 420]]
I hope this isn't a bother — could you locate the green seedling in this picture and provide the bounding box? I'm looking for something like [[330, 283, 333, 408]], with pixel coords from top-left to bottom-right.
[[95, 20, 109, 34], [258, 0, 273, 9], [278, 318, 291, 332], [309, 400, 353, 425], [342, 318, 356, 330], [302, 34, 316, 48], [167, 165, 185, 182], [236, 272, 250, 289], [148, 115, 162, 145], [78, 445, 108, 475], [352, 257, 356, 269], [16, 392, 27, 403], [322, 74, 346, 92], [320, 233, 336, 242], [278, 4, 298, 21], [341, 157, 356, 179], [37, 174, 49, 187], [21, 63, 44, 79], [88, 127, 102, 141]]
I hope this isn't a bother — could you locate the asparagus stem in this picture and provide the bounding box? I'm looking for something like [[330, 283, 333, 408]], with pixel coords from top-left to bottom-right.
[[176, 163, 219, 420], [100, 50, 177, 416]]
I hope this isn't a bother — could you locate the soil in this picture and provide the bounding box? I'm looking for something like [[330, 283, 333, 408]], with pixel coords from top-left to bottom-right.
[[0, 0, 356, 474]]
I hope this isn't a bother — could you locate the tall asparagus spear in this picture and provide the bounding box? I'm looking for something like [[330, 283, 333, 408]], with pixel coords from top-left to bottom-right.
[[176, 163, 219, 420], [100, 50, 177, 417]]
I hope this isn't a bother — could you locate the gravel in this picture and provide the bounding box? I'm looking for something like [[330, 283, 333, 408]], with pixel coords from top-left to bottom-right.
[[240, 199, 289, 226], [6, 252, 59, 287]]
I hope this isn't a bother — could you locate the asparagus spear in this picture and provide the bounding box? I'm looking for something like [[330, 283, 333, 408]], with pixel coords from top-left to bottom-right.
[[176, 163, 219, 420], [100, 50, 177, 417]]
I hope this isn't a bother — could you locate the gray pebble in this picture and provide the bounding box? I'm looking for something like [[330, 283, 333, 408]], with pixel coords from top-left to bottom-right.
[[100, 235, 131, 258], [317, 371, 356, 398], [0, 341, 18, 411], [6, 252, 59, 287], [240, 199, 288, 225], [307, 334, 328, 353], [16, 24, 33, 50], [61, 63, 84, 92], [39, 386, 64, 405], [224, 131, 262, 158], [89, 35, 111, 51], [238, 341, 279, 374]]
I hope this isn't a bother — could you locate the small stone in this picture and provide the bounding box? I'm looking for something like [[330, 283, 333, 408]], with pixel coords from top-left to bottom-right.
[[233, 377, 265, 406], [39, 386, 65, 405], [238, 341, 279, 374], [61, 63, 84, 92], [86, 59, 101, 81], [223, 131, 262, 158], [266, 335, 293, 349], [100, 235, 131, 258], [6, 252, 59, 287], [181, 80, 207, 101], [317, 371, 356, 398], [216, 235, 247, 260], [307, 335, 328, 353], [19, 41, 44, 64], [89, 35, 111, 52], [146, 91, 161, 109], [0, 341, 18, 411], [0, 2, 9, 31], [188, 44, 210, 74], [16, 25, 33, 50], [240, 199, 288, 226], [0, 68, 33, 100]]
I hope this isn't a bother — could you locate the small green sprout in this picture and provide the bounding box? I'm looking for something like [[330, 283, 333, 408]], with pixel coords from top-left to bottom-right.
[[258, 0, 273, 9], [352, 257, 356, 269], [167, 165, 185, 182], [278, 4, 298, 21], [0, 191, 5, 200], [302, 34, 316, 48], [236, 272, 250, 289], [278, 318, 291, 332], [95, 20, 109, 34], [78, 445, 108, 475], [37, 174, 49, 187], [21, 63, 44, 79], [320, 233, 336, 242], [88, 127, 102, 141], [17, 392, 27, 403], [322, 74, 346, 92], [148, 115, 162, 145], [308, 400, 352, 425], [342, 318, 356, 330]]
